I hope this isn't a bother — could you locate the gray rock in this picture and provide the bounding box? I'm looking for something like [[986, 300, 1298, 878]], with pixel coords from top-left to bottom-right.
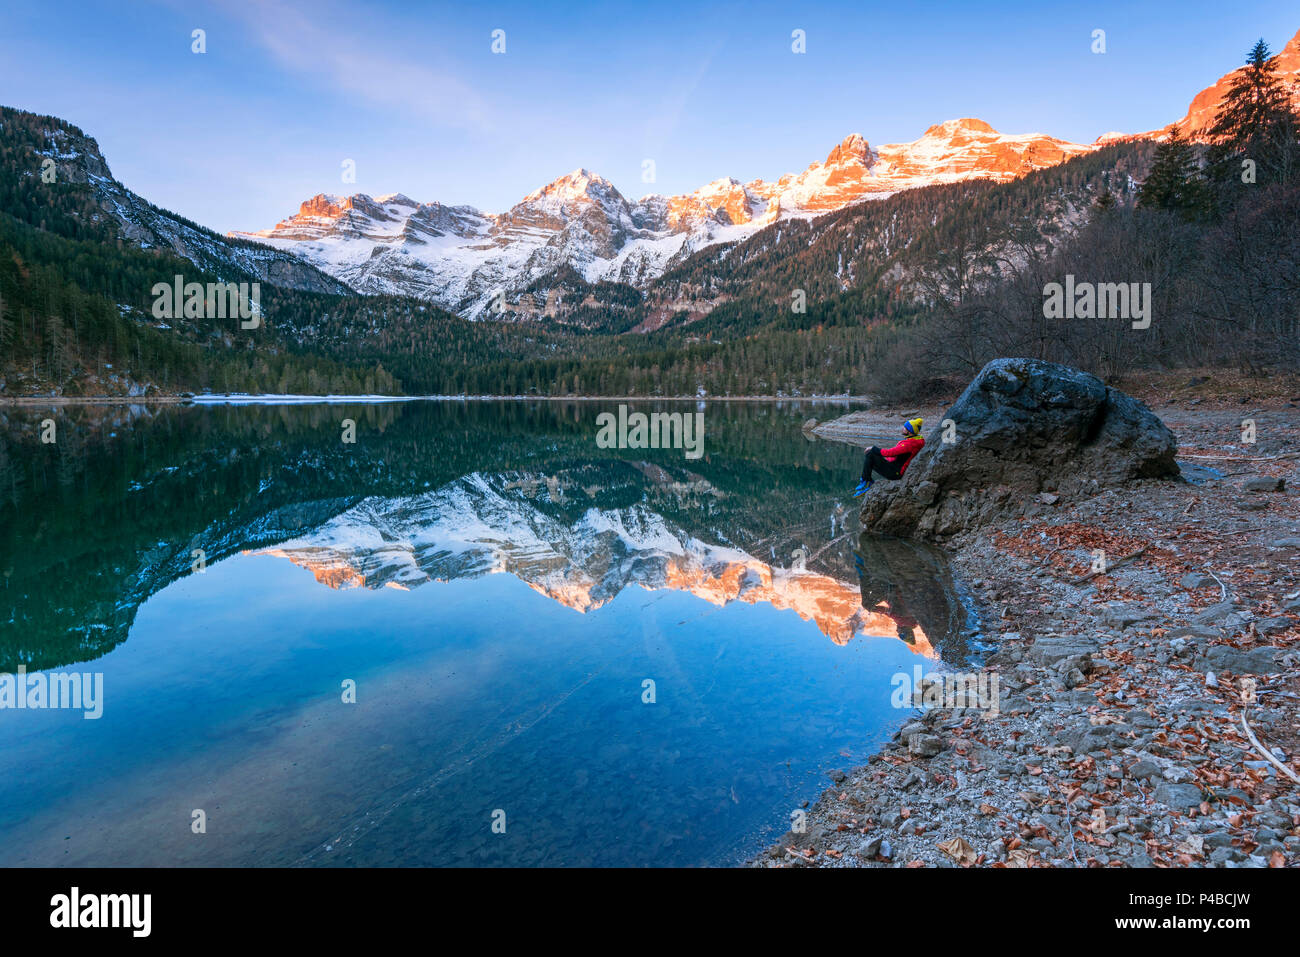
[[1155, 782, 1204, 809], [1059, 689, 1099, 707], [1058, 721, 1131, 753], [1195, 645, 1282, 675], [909, 734, 944, 758], [860, 358, 1179, 538], [1192, 601, 1239, 625], [1169, 623, 1222, 641], [1030, 634, 1101, 666], [1181, 572, 1217, 589], [1104, 604, 1158, 629], [1242, 476, 1285, 492], [911, 481, 940, 507], [1129, 759, 1164, 780], [857, 834, 884, 859], [1055, 653, 1094, 674], [1257, 810, 1293, 830]]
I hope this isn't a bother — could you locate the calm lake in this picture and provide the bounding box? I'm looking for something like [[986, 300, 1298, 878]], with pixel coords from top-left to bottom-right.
[[0, 399, 978, 866]]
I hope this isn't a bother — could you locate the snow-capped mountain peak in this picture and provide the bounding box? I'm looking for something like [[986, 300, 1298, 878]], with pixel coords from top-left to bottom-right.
[[228, 117, 1096, 316], [821, 131, 874, 168], [523, 168, 620, 204]]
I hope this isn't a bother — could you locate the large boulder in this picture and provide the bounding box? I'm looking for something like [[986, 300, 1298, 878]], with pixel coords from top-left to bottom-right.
[[861, 358, 1179, 538]]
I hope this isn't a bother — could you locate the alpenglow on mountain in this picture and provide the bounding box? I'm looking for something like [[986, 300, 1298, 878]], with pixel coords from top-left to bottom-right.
[[249, 472, 940, 653], [229, 119, 1092, 318]]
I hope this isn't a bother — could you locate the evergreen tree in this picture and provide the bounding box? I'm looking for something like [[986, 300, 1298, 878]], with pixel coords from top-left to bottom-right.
[[1138, 126, 1211, 220], [1206, 39, 1300, 191], [0, 290, 11, 355]]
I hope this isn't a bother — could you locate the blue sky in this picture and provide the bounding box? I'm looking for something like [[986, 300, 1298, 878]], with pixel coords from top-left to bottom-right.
[[2, 0, 1296, 233]]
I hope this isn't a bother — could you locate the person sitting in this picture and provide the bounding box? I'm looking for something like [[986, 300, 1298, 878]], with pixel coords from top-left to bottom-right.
[[854, 418, 924, 497]]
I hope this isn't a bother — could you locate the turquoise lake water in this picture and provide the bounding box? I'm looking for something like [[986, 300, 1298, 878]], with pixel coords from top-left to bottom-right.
[[0, 400, 976, 866]]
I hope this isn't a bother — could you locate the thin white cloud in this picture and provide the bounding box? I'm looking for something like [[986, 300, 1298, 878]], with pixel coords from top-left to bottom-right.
[[215, 0, 494, 133]]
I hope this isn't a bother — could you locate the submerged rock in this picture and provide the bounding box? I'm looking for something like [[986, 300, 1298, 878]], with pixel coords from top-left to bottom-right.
[[861, 358, 1179, 538]]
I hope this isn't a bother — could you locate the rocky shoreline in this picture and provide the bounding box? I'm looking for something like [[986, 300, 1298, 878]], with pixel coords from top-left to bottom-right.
[[754, 399, 1300, 868]]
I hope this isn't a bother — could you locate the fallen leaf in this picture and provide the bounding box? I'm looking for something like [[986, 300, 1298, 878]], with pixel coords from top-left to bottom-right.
[[1006, 848, 1036, 868], [936, 836, 979, 865]]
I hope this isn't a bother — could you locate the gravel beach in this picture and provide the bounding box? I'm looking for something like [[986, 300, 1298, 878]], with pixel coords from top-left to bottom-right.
[[755, 400, 1300, 868]]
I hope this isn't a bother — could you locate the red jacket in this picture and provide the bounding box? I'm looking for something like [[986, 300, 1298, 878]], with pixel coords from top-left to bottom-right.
[[880, 436, 924, 476]]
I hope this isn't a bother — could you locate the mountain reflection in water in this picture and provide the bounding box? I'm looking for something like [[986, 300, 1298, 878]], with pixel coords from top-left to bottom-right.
[[1, 400, 974, 670], [0, 399, 978, 867], [250, 472, 962, 656]]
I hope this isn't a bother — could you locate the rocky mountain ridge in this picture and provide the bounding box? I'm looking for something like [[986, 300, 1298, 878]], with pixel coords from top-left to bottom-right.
[[230, 119, 1095, 316]]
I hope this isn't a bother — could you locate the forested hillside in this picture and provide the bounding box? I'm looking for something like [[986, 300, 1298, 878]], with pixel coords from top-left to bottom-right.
[[2, 36, 1296, 400]]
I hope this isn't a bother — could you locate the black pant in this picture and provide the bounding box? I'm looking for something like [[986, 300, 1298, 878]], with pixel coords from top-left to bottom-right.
[[861, 446, 903, 482]]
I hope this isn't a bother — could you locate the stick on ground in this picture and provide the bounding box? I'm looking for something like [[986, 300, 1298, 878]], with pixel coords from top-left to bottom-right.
[[1241, 711, 1300, 786]]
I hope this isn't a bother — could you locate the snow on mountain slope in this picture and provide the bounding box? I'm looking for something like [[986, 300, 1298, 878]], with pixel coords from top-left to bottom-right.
[[231, 119, 1094, 317], [250, 472, 935, 651]]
